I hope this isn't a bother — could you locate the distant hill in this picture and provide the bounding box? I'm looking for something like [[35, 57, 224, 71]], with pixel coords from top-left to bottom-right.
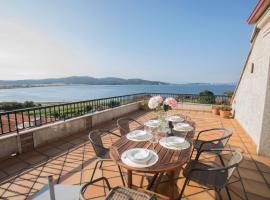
[[0, 76, 167, 89]]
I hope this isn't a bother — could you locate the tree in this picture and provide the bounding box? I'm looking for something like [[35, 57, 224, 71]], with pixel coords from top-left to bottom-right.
[[24, 101, 35, 108], [198, 90, 215, 104], [223, 91, 234, 97]]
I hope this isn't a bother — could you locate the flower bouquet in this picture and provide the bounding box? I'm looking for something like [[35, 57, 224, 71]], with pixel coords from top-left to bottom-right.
[[148, 96, 177, 112], [148, 96, 177, 132]]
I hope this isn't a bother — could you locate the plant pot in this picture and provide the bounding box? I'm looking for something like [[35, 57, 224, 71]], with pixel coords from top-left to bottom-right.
[[220, 110, 231, 118], [212, 107, 220, 115]]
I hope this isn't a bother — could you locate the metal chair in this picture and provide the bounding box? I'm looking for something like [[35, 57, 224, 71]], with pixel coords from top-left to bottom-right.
[[88, 129, 125, 186], [179, 149, 247, 200], [191, 128, 232, 165], [80, 177, 161, 200], [117, 117, 143, 136]]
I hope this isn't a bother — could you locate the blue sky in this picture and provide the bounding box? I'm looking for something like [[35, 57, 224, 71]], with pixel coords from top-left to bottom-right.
[[0, 0, 257, 83]]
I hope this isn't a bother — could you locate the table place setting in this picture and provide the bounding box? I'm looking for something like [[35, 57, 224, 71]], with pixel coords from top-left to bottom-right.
[[166, 115, 185, 123], [121, 148, 159, 168], [159, 136, 190, 150], [144, 119, 161, 128], [173, 122, 194, 132], [126, 130, 153, 141]]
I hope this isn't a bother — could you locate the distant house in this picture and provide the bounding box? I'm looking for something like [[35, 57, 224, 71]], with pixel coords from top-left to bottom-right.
[[233, 0, 270, 156]]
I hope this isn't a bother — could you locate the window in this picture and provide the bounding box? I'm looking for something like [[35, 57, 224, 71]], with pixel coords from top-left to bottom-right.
[[251, 63, 254, 73]]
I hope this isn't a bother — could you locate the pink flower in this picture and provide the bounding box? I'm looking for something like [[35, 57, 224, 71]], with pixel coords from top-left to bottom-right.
[[215, 97, 223, 104], [164, 97, 177, 109]]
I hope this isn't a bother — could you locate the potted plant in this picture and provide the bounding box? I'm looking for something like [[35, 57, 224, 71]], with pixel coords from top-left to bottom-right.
[[212, 96, 223, 115], [212, 105, 220, 115], [140, 99, 150, 111], [219, 106, 232, 118]]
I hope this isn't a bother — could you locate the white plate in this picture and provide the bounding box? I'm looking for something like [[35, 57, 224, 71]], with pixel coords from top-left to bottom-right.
[[159, 137, 190, 150], [126, 148, 151, 163], [144, 120, 161, 128], [126, 130, 153, 141], [128, 130, 147, 138], [121, 148, 159, 168], [166, 136, 185, 147], [166, 115, 185, 122], [173, 123, 194, 132]]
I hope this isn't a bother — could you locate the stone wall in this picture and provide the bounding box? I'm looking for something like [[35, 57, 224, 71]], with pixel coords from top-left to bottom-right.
[[233, 9, 270, 156], [0, 102, 140, 159]]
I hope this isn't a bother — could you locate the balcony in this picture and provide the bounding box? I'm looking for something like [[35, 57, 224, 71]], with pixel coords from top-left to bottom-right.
[[0, 97, 269, 200]]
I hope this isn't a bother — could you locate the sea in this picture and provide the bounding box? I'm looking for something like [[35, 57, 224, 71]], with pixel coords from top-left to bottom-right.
[[0, 84, 235, 102]]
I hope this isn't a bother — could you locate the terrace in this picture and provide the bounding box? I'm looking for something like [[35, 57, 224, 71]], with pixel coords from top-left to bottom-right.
[[0, 96, 269, 200]]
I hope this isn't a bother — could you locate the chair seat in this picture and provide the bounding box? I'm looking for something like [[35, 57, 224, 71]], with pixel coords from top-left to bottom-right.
[[31, 184, 81, 200], [183, 160, 228, 190], [105, 186, 151, 200], [194, 140, 224, 151], [97, 149, 111, 159]]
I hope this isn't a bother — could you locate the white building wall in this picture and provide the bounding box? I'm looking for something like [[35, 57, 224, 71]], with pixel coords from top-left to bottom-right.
[[233, 10, 270, 156]]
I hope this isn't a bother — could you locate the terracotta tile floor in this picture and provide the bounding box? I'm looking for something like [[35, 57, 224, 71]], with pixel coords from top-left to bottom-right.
[[0, 110, 270, 200]]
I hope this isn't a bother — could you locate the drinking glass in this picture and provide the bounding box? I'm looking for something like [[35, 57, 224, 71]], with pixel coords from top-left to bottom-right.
[[149, 130, 159, 152]]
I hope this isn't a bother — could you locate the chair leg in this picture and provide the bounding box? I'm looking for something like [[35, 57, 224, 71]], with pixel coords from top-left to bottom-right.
[[153, 172, 164, 191], [90, 160, 101, 181], [189, 148, 195, 160], [216, 190, 223, 200], [99, 161, 103, 169], [236, 168, 248, 200], [225, 186, 231, 200], [178, 178, 189, 200], [118, 165, 126, 186], [147, 173, 159, 190], [218, 154, 225, 166]]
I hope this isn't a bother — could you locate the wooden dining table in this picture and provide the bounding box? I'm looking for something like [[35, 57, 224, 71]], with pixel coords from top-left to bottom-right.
[[110, 120, 195, 200]]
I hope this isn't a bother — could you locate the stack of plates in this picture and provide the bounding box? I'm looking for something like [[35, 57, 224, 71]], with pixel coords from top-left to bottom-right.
[[159, 136, 190, 150], [121, 148, 159, 168], [144, 120, 161, 128], [173, 123, 194, 132], [126, 130, 152, 141], [166, 115, 185, 123]]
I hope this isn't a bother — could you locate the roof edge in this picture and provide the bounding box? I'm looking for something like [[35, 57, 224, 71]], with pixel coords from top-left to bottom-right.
[[232, 30, 258, 101], [247, 0, 270, 24]]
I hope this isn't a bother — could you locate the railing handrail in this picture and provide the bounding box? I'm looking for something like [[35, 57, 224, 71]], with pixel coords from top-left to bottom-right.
[[0, 92, 230, 135], [0, 93, 228, 114], [0, 93, 147, 114]]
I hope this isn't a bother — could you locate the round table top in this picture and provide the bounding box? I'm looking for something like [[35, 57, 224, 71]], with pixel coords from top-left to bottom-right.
[[110, 120, 195, 173]]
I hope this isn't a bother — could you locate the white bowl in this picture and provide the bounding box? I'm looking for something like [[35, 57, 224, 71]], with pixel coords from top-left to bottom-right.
[[126, 148, 152, 163], [144, 120, 161, 128], [173, 123, 193, 131], [129, 130, 147, 139], [166, 115, 185, 122], [166, 136, 185, 147]]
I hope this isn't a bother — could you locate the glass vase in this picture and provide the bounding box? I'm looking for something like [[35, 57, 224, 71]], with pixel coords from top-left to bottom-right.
[[157, 110, 168, 134]]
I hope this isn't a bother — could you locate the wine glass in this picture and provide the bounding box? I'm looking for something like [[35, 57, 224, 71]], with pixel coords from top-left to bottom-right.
[[148, 129, 159, 152]]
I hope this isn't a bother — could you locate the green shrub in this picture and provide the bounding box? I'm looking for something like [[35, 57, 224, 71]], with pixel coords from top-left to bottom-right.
[[0, 101, 40, 111], [52, 112, 60, 119], [86, 105, 93, 112], [23, 101, 36, 108], [223, 91, 234, 97], [198, 90, 215, 104], [108, 100, 121, 108]]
